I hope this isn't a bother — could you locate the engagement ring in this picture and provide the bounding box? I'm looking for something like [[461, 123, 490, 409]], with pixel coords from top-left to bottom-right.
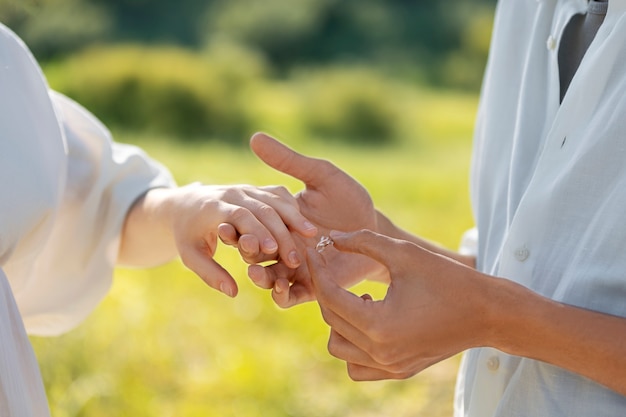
[[316, 236, 334, 253]]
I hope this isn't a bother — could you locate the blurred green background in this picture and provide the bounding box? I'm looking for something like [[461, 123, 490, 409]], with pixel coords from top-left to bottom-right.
[[1, 0, 494, 415]]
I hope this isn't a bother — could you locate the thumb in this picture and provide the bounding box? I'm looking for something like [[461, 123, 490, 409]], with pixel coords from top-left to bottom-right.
[[249, 132, 334, 187], [329, 229, 412, 277]]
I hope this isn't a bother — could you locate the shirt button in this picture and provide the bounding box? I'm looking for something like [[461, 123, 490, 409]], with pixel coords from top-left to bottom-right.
[[487, 356, 500, 371], [546, 35, 557, 51], [514, 246, 530, 262]]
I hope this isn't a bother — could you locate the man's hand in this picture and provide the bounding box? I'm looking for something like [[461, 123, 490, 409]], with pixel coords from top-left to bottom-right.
[[307, 229, 490, 381]]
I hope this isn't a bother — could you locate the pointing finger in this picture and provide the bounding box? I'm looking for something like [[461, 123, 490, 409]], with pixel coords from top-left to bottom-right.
[[328, 229, 416, 277], [250, 132, 336, 189]]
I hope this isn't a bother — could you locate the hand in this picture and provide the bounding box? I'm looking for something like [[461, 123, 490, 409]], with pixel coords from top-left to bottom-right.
[[240, 133, 382, 307], [307, 229, 490, 381], [120, 182, 317, 297]]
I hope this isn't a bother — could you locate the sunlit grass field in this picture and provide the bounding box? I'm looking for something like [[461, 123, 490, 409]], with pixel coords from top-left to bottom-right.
[[30, 92, 477, 417]]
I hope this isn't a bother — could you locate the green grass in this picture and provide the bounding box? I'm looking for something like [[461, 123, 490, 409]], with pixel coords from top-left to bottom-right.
[[30, 97, 476, 417]]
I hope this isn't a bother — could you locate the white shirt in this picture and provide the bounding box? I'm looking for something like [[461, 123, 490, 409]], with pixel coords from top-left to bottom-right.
[[0, 23, 174, 416], [455, 0, 626, 416]]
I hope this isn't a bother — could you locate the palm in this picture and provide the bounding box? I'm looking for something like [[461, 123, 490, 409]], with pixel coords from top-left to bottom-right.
[[298, 167, 376, 233], [249, 133, 382, 306]]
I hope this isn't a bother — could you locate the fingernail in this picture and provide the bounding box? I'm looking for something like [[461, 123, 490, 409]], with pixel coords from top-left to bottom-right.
[[274, 283, 283, 294], [304, 221, 317, 231], [263, 238, 278, 253], [220, 282, 234, 298], [288, 250, 300, 266], [329, 230, 347, 239]]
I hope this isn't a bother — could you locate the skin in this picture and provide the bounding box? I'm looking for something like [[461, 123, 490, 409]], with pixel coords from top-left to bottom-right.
[[306, 230, 626, 396], [118, 182, 318, 297], [242, 132, 626, 396]]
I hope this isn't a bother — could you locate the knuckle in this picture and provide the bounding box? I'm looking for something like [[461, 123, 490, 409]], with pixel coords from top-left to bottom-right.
[[354, 228, 377, 244], [266, 184, 290, 196], [346, 364, 366, 381], [220, 187, 241, 201], [364, 320, 389, 343], [370, 345, 397, 366], [198, 198, 220, 214], [229, 205, 251, 222], [317, 158, 335, 173], [386, 360, 409, 374], [256, 203, 277, 218], [327, 340, 342, 359]]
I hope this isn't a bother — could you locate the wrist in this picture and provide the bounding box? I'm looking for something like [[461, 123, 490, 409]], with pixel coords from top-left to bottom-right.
[[480, 276, 546, 354], [119, 186, 180, 266]]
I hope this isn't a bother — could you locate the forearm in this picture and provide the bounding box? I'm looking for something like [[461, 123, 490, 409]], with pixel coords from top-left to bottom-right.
[[118, 187, 179, 267], [485, 277, 626, 395], [375, 209, 476, 268]]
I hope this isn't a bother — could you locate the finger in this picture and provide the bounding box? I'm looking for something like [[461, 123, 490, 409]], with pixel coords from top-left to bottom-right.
[[227, 200, 302, 268], [346, 363, 414, 382], [326, 327, 377, 366], [248, 260, 299, 289], [180, 244, 238, 298], [318, 297, 381, 357], [219, 224, 279, 265], [272, 277, 316, 308], [250, 132, 336, 189], [238, 234, 278, 264], [306, 247, 376, 333], [255, 185, 318, 238], [329, 229, 414, 277], [328, 330, 414, 381], [249, 263, 282, 289], [217, 223, 238, 246], [224, 202, 295, 261]]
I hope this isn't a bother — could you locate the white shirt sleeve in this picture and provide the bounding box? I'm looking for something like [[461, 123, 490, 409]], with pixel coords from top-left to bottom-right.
[[0, 21, 177, 414], [11, 91, 176, 336], [458, 227, 478, 258]]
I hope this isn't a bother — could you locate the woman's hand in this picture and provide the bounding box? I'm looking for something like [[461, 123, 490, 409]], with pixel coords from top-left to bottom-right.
[[119, 182, 318, 297]]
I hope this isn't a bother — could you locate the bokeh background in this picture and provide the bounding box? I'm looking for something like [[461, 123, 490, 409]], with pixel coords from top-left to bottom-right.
[[1, 0, 495, 416]]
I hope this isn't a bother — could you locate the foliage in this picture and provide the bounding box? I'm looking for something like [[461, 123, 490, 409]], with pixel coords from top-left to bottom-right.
[[45, 43, 267, 143], [45, 45, 480, 147], [0, 0, 112, 57], [1, 0, 496, 90], [295, 67, 403, 145]]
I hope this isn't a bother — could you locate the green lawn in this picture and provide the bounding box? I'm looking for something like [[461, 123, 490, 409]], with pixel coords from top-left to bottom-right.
[[31, 100, 476, 417]]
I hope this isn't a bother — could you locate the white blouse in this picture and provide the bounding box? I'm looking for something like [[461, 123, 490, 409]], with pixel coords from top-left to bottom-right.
[[0, 23, 174, 416], [456, 0, 626, 416]]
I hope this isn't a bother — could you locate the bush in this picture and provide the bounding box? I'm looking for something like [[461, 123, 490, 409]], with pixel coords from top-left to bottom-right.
[[295, 68, 401, 145], [45, 45, 458, 147], [45, 43, 267, 144]]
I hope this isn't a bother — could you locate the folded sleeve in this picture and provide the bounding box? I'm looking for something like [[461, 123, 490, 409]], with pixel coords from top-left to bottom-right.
[[14, 92, 176, 336], [459, 227, 478, 258]]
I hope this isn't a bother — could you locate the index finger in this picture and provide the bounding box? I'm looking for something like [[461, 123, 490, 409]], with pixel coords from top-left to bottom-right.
[[306, 247, 377, 333], [329, 229, 415, 277], [250, 132, 335, 188]]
